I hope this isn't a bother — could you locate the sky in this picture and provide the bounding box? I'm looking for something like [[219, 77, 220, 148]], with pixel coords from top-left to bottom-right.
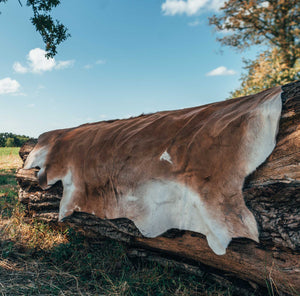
[[0, 0, 259, 138]]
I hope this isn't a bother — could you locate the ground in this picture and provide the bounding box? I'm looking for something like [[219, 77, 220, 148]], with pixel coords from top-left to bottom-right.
[[0, 147, 234, 295]]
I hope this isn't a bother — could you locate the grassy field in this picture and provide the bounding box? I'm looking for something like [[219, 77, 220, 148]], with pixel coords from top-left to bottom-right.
[[0, 147, 22, 170], [0, 147, 236, 295]]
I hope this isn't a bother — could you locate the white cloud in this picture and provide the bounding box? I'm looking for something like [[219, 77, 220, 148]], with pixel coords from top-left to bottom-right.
[[55, 60, 75, 70], [188, 19, 200, 26], [161, 0, 225, 16], [84, 59, 106, 70], [13, 48, 74, 74], [0, 77, 21, 95], [29, 48, 56, 73], [206, 66, 236, 76], [84, 64, 93, 69], [96, 59, 106, 65], [13, 62, 28, 74], [209, 0, 225, 10]]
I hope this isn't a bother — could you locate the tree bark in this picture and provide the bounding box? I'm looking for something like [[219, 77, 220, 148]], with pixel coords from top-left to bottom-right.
[[16, 81, 300, 295]]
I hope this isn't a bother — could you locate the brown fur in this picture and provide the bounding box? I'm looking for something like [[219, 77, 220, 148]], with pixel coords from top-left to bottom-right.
[[28, 86, 282, 249]]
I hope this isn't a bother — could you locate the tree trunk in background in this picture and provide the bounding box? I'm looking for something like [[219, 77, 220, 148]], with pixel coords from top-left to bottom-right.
[[16, 81, 300, 295]]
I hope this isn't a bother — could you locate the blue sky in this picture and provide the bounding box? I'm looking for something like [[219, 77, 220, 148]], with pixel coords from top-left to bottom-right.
[[0, 0, 258, 137]]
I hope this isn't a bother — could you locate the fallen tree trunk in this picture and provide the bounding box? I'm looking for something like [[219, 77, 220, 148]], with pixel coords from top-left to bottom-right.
[[16, 81, 300, 295]]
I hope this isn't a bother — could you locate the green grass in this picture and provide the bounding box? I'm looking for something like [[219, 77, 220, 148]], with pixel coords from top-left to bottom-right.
[[0, 147, 20, 157], [0, 148, 22, 218], [0, 148, 237, 295], [0, 168, 19, 218]]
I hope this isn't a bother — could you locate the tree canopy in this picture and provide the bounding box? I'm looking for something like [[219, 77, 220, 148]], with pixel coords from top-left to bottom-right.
[[230, 47, 300, 97], [0, 0, 69, 57], [210, 0, 300, 69], [0, 133, 32, 147]]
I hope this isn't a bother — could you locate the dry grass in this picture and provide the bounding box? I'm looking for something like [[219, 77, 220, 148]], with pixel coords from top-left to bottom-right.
[[0, 148, 238, 295], [0, 216, 68, 250], [0, 147, 22, 170]]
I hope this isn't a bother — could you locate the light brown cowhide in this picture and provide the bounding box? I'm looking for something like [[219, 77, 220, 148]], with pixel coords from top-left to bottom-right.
[[24, 86, 282, 255]]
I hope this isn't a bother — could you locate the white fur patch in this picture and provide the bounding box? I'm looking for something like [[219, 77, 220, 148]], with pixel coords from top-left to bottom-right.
[[121, 180, 231, 255], [24, 146, 48, 169], [59, 170, 76, 221], [245, 92, 282, 175], [159, 150, 173, 164]]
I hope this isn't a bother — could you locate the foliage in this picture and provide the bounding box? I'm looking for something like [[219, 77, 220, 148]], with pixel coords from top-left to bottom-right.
[[0, 0, 70, 57], [0, 132, 31, 147], [5, 137, 15, 147], [210, 0, 300, 68], [230, 47, 300, 98]]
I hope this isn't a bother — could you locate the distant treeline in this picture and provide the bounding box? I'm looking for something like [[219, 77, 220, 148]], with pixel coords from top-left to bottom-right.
[[0, 133, 32, 147]]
